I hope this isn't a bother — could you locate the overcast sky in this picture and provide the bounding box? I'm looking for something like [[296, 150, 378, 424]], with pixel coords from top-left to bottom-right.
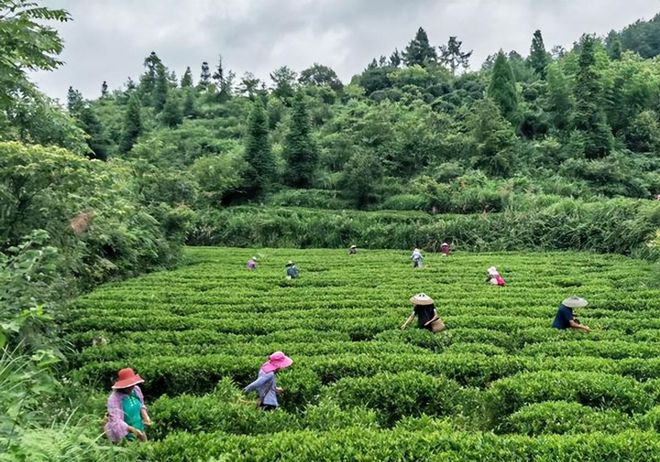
[[32, 0, 660, 102]]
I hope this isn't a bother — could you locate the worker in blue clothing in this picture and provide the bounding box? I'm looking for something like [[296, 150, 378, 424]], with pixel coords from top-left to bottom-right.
[[285, 261, 299, 279], [552, 296, 591, 332], [243, 351, 293, 410]]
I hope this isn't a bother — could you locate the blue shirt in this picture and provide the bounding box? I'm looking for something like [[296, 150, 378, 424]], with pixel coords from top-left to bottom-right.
[[552, 304, 574, 329], [286, 266, 299, 278], [243, 371, 278, 407]]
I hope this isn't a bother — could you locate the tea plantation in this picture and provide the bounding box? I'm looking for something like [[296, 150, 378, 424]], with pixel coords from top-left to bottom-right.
[[64, 248, 660, 461]]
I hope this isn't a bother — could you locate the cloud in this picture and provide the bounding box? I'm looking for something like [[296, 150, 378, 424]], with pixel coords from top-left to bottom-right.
[[31, 0, 660, 102]]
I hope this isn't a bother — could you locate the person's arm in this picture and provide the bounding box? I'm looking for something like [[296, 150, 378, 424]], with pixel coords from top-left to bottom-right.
[[134, 386, 152, 426], [569, 319, 591, 332], [401, 312, 416, 330], [243, 373, 273, 393], [424, 309, 439, 326]]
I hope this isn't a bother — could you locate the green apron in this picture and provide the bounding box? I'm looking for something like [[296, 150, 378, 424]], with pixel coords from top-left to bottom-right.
[[122, 391, 144, 440]]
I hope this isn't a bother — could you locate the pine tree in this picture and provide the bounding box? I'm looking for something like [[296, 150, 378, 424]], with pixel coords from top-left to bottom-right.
[[243, 99, 274, 198], [78, 106, 109, 160], [153, 63, 168, 112], [545, 64, 574, 130], [183, 88, 196, 118], [139, 51, 162, 102], [610, 37, 623, 60], [270, 66, 297, 100], [212, 55, 224, 88], [283, 92, 318, 188], [528, 30, 549, 78], [198, 61, 211, 91], [438, 36, 472, 75], [181, 66, 193, 87], [101, 81, 108, 98], [66, 86, 83, 114], [487, 51, 519, 123], [160, 95, 182, 127], [119, 94, 142, 153], [574, 34, 612, 159], [389, 49, 402, 67], [471, 98, 516, 177], [403, 27, 437, 67]]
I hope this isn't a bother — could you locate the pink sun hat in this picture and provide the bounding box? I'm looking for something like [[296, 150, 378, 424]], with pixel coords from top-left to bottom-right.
[[260, 351, 293, 373]]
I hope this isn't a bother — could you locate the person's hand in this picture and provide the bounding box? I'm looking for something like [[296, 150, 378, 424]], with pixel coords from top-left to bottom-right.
[[128, 426, 146, 441], [583, 326, 591, 333], [143, 416, 153, 427], [276, 387, 284, 394]]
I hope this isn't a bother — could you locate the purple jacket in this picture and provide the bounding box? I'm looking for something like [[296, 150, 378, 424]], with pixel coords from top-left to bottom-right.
[[104, 386, 146, 443]]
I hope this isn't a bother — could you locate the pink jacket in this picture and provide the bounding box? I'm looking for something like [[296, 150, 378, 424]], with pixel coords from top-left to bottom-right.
[[104, 386, 146, 443]]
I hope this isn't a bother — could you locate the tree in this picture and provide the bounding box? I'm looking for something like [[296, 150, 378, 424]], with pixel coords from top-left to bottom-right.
[[182, 88, 196, 118], [160, 95, 182, 128], [198, 61, 212, 91], [78, 106, 109, 160], [270, 66, 298, 100], [339, 150, 383, 208], [403, 27, 437, 67], [212, 55, 224, 87], [470, 98, 516, 177], [544, 63, 574, 131], [438, 36, 472, 75], [181, 67, 193, 87], [119, 94, 142, 153], [66, 86, 84, 114], [153, 62, 169, 112], [573, 34, 612, 159], [299, 64, 343, 91], [609, 36, 623, 60], [528, 30, 549, 78], [243, 99, 274, 198], [625, 110, 660, 152], [238, 72, 261, 98], [139, 51, 162, 102], [487, 52, 519, 123], [101, 81, 108, 97], [283, 92, 318, 188], [0, 0, 70, 109], [389, 49, 402, 67]]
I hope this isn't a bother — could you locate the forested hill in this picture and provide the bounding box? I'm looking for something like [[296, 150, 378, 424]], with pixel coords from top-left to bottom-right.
[[608, 12, 660, 59], [56, 24, 660, 212]]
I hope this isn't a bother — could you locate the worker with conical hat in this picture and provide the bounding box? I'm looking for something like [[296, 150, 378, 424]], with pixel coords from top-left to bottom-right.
[[285, 261, 299, 279], [401, 293, 445, 333], [552, 296, 590, 332]]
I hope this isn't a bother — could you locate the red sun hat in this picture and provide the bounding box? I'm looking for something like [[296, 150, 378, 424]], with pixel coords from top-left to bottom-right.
[[260, 351, 293, 373], [112, 368, 144, 389]]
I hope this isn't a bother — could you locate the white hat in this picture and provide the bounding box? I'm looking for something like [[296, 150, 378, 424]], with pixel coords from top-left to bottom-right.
[[487, 266, 498, 276], [562, 296, 588, 308]]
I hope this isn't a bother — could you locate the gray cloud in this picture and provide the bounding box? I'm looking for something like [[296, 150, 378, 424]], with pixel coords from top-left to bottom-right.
[[32, 0, 660, 102]]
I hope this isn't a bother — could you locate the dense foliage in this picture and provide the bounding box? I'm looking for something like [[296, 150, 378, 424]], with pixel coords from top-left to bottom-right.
[[55, 24, 660, 212], [63, 248, 660, 460]]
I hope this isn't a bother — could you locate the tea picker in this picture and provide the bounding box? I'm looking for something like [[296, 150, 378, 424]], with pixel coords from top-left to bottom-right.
[[401, 293, 445, 333], [243, 351, 293, 410], [552, 296, 591, 332], [486, 266, 506, 286], [285, 261, 299, 279], [411, 248, 424, 268], [104, 368, 152, 443]]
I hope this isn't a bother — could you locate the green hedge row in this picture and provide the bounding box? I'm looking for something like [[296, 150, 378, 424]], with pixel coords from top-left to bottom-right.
[[186, 199, 660, 258], [139, 429, 660, 462]]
